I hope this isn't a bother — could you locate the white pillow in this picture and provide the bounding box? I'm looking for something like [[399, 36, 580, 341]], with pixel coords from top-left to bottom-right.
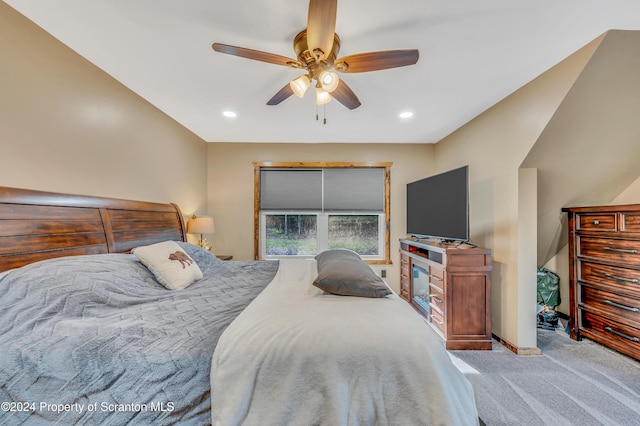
[[132, 240, 203, 290]]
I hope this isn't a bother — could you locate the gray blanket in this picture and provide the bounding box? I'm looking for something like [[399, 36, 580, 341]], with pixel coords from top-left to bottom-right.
[[0, 243, 278, 425]]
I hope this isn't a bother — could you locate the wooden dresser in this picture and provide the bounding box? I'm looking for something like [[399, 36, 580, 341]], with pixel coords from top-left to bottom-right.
[[399, 238, 492, 350], [563, 205, 640, 361]]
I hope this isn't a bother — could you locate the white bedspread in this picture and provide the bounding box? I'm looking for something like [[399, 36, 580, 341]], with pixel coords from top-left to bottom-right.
[[210, 259, 479, 426]]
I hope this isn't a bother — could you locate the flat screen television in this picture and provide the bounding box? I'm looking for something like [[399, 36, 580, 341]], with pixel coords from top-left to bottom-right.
[[406, 165, 469, 242]]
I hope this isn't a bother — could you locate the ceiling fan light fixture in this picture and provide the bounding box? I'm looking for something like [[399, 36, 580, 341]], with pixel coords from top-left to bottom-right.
[[290, 75, 312, 98], [212, 0, 419, 117], [319, 71, 339, 92], [315, 87, 332, 105]]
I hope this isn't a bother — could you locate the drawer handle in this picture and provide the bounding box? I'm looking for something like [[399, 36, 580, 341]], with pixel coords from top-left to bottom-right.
[[429, 295, 443, 303], [604, 326, 640, 343], [604, 247, 638, 254], [604, 300, 640, 312], [430, 315, 444, 325], [592, 220, 600, 225], [604, 273, 639, 284], [430, 275, 443, 282]]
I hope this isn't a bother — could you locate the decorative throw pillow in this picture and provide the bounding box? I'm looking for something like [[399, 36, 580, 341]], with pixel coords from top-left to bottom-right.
[[176, 241, 223, 267], [132, 240, 203, 290], [314, 249, 392, 298]]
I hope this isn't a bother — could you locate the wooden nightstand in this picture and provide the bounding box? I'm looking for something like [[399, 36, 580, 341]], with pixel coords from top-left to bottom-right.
[[216, 255, 233, 261]]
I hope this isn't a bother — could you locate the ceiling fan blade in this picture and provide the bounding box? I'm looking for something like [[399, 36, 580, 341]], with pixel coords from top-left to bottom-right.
[[267, 83, 295, 106], [334, 49, 419, 73], [212, 43, 302, 68], [332, 79, 361, 110], [306, 0, 337, 60]]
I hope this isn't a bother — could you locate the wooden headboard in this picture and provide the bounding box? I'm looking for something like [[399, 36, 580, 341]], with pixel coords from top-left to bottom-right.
[[0, 186, 187, 272]]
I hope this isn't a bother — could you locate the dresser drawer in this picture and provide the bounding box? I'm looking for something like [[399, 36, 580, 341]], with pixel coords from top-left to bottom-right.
[[578, 236, 640, 264], [400, 257, 410, 285], [400, 288, 410, 301], [429, 285, 445, 315], [429, 308, 445, 336], [401, 266, 410, 281], [401, 256, 410, 273], [577, 213, 617, 232], [580, 311, 640, 357], [580, 285, 640, 327], [579, 261, 640, 295], [400, 271, 409, 285], [621, 211, 640, 233], [429, 265, 444, 291]]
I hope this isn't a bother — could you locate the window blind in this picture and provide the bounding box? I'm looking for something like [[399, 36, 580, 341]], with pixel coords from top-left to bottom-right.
[[260, 168, 384, 212], [260, 170, 322, 210], [323, 168, 384, 212]]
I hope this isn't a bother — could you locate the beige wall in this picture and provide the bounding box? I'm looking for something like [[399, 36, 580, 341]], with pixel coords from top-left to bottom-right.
[[207, 142, 434, 292], [612, 177, 640, 204], [523, 30, 640, 267], [0, 3, 208, 219], [433, 36, 602, 350]]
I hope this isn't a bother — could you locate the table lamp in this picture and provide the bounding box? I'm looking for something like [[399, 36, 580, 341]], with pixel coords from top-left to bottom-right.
[[187, 215, 215, 249]]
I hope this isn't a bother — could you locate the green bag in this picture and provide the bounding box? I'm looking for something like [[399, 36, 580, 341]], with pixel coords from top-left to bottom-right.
[[537, 267, 560, 308]]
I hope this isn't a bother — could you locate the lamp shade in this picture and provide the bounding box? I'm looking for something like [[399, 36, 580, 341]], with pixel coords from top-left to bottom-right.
[[315, 87, 332, 105], [290, 75, 311, 98], [187, 216, 215, 234], [319, 71, 339, 92]]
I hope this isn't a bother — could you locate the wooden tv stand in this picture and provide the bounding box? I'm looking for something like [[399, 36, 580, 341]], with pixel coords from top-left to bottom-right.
[[400, 238, 492, 350]]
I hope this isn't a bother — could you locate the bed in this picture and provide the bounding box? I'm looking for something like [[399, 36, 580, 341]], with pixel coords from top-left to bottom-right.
[[0, 186, 479, 425]]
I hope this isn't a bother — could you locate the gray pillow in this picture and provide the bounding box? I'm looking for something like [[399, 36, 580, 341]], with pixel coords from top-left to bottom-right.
[[314, 249, 392, 298]]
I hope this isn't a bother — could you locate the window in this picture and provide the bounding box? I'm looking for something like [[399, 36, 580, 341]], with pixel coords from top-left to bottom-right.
[[254, 162, 391, 263], [263, 213, 317, 256]]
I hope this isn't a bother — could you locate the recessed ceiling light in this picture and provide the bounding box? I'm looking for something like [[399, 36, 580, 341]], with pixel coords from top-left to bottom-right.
[[223, 111, 237, 118], [399, 111, 414, 119]]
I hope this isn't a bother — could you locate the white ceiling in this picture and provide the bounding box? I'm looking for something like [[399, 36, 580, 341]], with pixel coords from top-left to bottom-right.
[[5, 0, 640, 143]]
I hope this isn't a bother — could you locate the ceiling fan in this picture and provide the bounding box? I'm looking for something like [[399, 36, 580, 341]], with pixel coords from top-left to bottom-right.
[[212, 0, 419, 112]]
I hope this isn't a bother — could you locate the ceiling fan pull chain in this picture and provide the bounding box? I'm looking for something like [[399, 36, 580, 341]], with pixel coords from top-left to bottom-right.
[[324, 103, 327, 125], [316, 104, 319, 121]]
